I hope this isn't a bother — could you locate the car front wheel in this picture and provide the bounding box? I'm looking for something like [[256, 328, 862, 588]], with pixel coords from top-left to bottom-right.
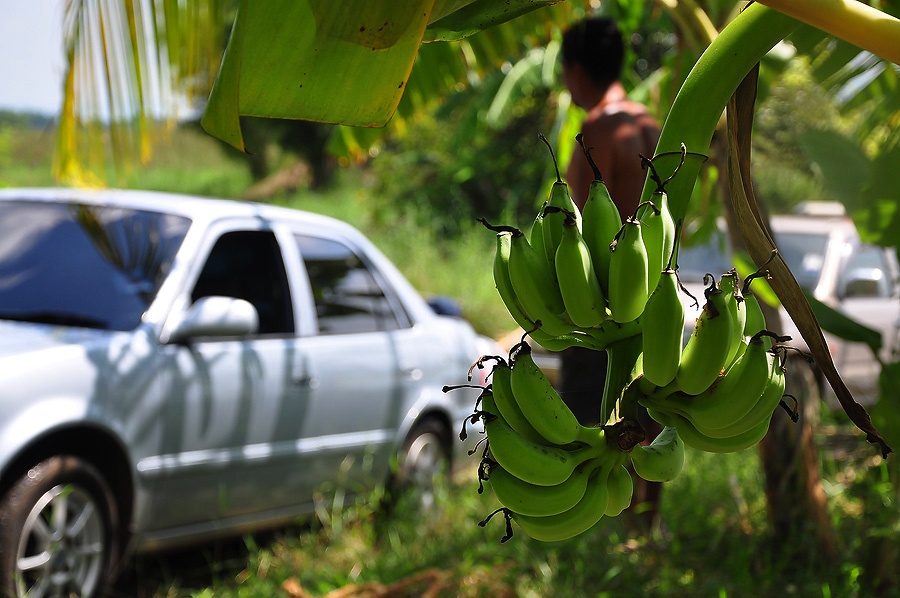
[[0, 455, 120, 598], [393, 419, 452, 513]]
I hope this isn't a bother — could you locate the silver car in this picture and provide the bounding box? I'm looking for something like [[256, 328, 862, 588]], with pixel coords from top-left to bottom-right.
[[0, 188, 492, 597]]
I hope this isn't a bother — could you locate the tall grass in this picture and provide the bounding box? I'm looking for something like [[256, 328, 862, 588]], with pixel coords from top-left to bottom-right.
[[127, 431, 885, 598]]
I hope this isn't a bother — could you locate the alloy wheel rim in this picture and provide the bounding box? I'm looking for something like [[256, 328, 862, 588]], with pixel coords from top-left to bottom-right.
[[15, 484, 105, 598]]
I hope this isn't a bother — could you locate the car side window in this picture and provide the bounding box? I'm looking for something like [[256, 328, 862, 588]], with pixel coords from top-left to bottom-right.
[[295, 234, 402, 334], [191, 230, 295, 335]]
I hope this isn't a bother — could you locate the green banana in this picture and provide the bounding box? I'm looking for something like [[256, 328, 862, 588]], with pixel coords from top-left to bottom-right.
[[674, 274, 735, 395], [489, 358, 547, 445], [540, 134, 581, 267], [509, 342, 600, 446], [554, 209, 606, 329], [636, 200, 665, 296], [671, 411, 772, 454], [577, 134, 621, 297], [528, 200, 550, 264], [542, 181, 581, 267], [718, 269, 747, 368], [641, 267, 685, 387], [607, 214, 650, 324], [481, 220, 574, 337], [487, 461, 592, 517], [702, 345, 787, 439], [651, 330, 782, 435], [604, 462, 634, 517], [481, 392, 602, 486], [628, 425, 685, 483], [490, 230, 540, 334], [741, 271, 774, 352], [639, 151, 680, 277], [512, 463, 612, 542]]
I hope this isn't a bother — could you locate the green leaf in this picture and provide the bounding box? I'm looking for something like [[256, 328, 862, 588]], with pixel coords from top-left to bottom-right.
[[801, 289, 882, 355], [203, 0, 435, 151], [424, 0, 564, 42], [798, 129, 870, 209]]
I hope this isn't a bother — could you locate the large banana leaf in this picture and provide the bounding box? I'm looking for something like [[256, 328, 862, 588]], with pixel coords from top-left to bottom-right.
[[200, 0, 564, 152]]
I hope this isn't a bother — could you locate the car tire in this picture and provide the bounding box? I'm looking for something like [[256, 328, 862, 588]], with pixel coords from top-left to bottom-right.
[[0, 455, 120, 598], [391, 419, 452, 514]]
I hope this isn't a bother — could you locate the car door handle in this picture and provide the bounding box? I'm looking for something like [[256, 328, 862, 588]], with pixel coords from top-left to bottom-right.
[[293, 375, 317, 388]]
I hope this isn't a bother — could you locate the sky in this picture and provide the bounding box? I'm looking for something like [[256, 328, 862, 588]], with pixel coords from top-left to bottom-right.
[[0, 1, 67, 115]]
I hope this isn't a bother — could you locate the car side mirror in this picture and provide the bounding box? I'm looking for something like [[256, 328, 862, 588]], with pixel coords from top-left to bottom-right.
[[168, 296, 259, 343], [841, 268, 887, 298]]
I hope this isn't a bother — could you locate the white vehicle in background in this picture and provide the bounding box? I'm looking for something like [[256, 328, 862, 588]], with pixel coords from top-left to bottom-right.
[[676, 201, 900, 406], [0, 188, 497, 597]]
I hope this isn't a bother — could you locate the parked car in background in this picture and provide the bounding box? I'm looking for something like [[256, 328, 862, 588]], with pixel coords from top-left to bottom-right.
[[523, 202, 900, 409], [0, 188, 495, 597]]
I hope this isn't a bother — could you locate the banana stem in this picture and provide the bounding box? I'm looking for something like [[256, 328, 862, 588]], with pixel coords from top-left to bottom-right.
[[640, 3, 799, 223], [758, 0, 900, 65], [600, 334, 644, 425]]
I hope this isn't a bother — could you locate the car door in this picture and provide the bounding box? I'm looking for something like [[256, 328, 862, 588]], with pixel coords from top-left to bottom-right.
[[148, 225, 309, 530], [834, 244, 900, 400], [289, 232, 405, 497]]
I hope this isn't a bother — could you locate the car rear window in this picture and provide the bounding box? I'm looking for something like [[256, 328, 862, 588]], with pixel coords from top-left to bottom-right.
[[0, 200, 190, 330]]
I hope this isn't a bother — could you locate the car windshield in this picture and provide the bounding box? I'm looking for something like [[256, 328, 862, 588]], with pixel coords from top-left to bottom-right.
[[0, 200, 190, 331], [776, 231, 829, 291]]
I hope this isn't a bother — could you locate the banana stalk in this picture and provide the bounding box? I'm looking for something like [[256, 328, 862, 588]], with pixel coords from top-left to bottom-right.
[[639, 3, 799, 223], [757, 0, 900, 65]]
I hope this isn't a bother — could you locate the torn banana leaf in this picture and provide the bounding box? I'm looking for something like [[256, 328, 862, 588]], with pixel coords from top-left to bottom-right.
[[202, 0, 562, 151], [726, 64, 891, 458], [424, 0, 564, 42], [202, 0, 434, 151]]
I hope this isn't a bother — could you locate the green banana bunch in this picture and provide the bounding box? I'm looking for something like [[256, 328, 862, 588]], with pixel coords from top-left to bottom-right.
[[480, 390, 603, 486], [628, 425, 685, 483], [553, 208, 607, 329], [674, 274, 735, 395], [643, 342, 789, 453], [691, 344, 788, 441], [576, 134, 621, 297], [641, 267, 685, 387], [607, 213, 650, 324], [508, 341, 600, 446], [645, 330, 786, 435], [486, 461, 593, 517]]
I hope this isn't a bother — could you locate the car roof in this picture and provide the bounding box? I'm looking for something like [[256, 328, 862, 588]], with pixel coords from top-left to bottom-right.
[[770, 213, 857, 237], [0, 187, 357, 235]]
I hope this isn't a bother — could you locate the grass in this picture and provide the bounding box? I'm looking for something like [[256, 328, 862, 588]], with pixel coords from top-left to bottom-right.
[[118, 425, 891, 598]]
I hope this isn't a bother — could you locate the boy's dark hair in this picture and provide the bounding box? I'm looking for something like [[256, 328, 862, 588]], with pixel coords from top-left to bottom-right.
[[560, 17, 624, 87]]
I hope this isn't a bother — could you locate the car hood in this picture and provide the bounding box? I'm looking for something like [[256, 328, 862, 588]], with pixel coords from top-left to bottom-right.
[[0, 320, 111, 359]]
